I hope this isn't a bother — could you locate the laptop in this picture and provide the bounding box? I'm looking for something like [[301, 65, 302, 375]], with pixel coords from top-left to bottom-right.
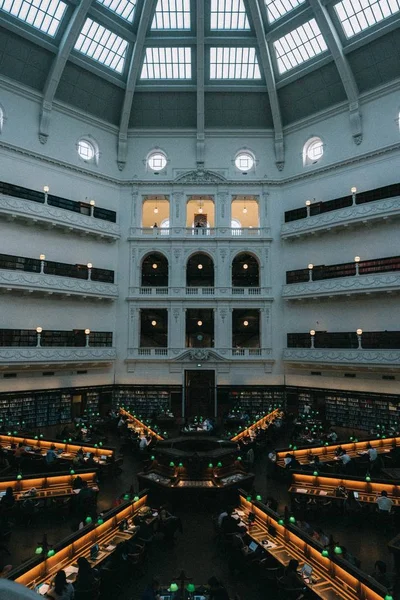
[[301, 564, 313, 583], [354, 491, 359, 499], [248, 540, 258, 552], [90, 544, 99, 560]]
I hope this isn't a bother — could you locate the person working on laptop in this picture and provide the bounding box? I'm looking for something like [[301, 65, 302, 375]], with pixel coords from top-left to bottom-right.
[[141, 577, 161, 600], [279, 559, 306, 599]]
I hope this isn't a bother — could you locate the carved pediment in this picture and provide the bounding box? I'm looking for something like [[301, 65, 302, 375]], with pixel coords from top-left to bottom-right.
[[174, 168, 227, 184], [172, 348, 227, 362]]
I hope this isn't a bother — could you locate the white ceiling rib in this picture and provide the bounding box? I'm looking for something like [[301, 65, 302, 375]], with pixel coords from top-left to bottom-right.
[[39, 0, 95, 144], [117, 0, 158, 170], [308, 0, 363, 145]]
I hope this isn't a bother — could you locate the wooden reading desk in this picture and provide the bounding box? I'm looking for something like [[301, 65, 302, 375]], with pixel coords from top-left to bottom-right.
[[289, 473, 400, 509], [238, 492, 388, 600], [119, 408, 164, 441], [9, 492, 153, 594], [0, 470, 98, 502], [276, 437, 399, 468], [0, 434, 115, 465], [231, 409, 282, 443]]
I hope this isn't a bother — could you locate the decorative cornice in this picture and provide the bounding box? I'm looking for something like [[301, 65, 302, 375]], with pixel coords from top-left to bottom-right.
[[281, 197, 400, 238], [0, 270, 118, 299], [174, 168, 227, 184], [0, 347, 117, 364], [0, 195, 120, 240], [283, 348, 400, 366], [282, 273, 400, 299]]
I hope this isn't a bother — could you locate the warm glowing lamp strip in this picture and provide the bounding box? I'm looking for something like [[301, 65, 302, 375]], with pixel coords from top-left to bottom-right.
[[11, 493, 148, 588], [239, 492, 386, 600], [230, 408, 282, 443], [0, 434, 114, 460], [0, 470, 98, 501], [119, 408, 164, 441]]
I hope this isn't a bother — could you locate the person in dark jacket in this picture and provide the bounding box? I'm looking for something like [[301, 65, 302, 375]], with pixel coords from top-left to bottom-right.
[[208, 576, 230, 600]]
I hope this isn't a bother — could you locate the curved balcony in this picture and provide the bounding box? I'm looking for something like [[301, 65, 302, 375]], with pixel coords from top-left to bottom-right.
[[0, 347, 116, 368], [283, 348, 400, 367], [127, 347, 273, 361], [282, 272, 400, 300], [0, 270, 118, 300], [128, 287, 272, 300], [129, 227, 271, 240], [281, 197, 400, 239], [0, 195, 120, 240]]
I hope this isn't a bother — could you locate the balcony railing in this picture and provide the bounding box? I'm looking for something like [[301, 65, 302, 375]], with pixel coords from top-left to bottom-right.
[[0, 346, 116, 366], [287, 331, 400, 349], [127, 347, 273, 360], [286, 256, 400, 284], [129, 286, 270, 299], [283, 348, 400, 367], [281, 196, 400, 239], [0, 329, 113, 347], [282, 272, 400, 299], [0, 195, 120, 240], [129, 227, 270, 239]]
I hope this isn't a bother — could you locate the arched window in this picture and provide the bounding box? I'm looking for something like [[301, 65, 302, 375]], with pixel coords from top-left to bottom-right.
[[141, 253, 169, 287], [232, 253, 259, 287], [303, 136, 324, 166], [186, 253, 214, 288]]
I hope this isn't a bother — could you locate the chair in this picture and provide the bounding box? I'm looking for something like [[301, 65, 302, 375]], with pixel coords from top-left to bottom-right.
[[276, 577, 306, 600]]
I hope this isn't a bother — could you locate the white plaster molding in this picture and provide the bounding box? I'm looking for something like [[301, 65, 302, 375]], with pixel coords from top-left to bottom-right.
[[127, 286, 273, 301], [126, 347, 274, 361], [281, 197, 400, 239], [0, 194, 120, 240], [0, 270, 118, 299], [282, 272, 400, 299], [0, 347, 116, 364], [129, 227, 271, 240], [283, 348, 400, 366]]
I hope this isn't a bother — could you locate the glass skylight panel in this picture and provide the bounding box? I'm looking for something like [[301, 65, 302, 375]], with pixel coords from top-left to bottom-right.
[[264, 0, 306, 23], [210, 0, 250, 30], [140, 47, 192, 79], [0, 0, 67, 37], [210, 47, 261, 79], [74, 19, 128, 74], [96, 0, 136, 23], [151, 0, 190, 29], [273, 19, 328, 74], [334, 0, 400, 38]]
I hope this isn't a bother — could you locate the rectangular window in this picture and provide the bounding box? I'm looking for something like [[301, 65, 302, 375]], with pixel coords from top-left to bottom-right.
[[140, 47, 192, 79], [209, 47, 261, 79], [334, 0, 400, 38], [264, 0, 306, 23], [151, 0, 191, 29], [96, 0, 136, 23], [74, 18, 128, 74], [0, 0, 67, 37], [210, 0, 250, 30], [273, 19, 328, 74]]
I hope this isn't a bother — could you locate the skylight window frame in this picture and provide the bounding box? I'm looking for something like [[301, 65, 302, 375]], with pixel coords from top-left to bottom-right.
[[331, 0, 400, 40], [0, 0, 69, 40], [268, 16, 329, 78], [207, 46, 264, 82], [151, 0, 193, 31], [263, 0, 308, 25], [209, 0, 251, 31], [73, 17, 129, 75], [94, 0, 137, 24], [140, 45, 194, 82]]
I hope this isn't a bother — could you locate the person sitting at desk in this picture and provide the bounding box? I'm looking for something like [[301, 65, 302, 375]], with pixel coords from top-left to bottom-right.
[[338, 450, 352, 471], [344, 490, 362, 514], [217, 508, 229, 528], [46, 569, 74, 600], [159, 505, 183, 541], [327, 429, 338, 443], [141, 577, 161, 600], [208, 576, 230, 600], [72, 454, 84, 468], [371, 560, 391, 588], [279, 559, 306, 598], [74, 557, 99, 600], [221, 508, 246, 536], [85, 453, 96, 468], [376, 490, 394, 513], [45, 445, 58, 466], [0, 487, 15, 510], [139, 436, 149, 453]]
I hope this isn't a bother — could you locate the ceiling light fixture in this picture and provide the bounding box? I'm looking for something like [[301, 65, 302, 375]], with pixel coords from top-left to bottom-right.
[[152, 263, 158, 269], [151, 320, 157, 326], [197, 264, 203, 270], [243, 264, 248, 270], [243, 320, 249, 326], [197, 320, 203, 326]]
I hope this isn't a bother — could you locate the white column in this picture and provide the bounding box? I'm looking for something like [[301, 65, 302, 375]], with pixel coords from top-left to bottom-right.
[[216, 190, 230, 228], [216, 246, 230, 289], [169, 306, 185, 350], [215, 305, 230, 351], [170, 247, 185, 289], [171, 191, 185, 228]]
